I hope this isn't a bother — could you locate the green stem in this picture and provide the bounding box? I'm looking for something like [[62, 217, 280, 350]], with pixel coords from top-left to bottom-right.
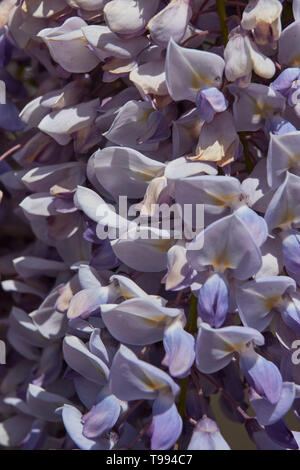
[[216, 0, 229, 46]]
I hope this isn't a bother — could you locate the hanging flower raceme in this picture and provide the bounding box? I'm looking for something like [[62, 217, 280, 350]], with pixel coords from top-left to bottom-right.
[[1, 0, 300, 452]]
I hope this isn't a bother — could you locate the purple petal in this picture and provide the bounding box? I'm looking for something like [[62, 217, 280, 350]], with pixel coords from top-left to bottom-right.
[[63, 335, 109, 384], [249, 382, 295, 426], [197, 273, 229, 328], [196, 87, 228, 123], [235, 206, 268, 247], [270, 68, 300, 97], [67, 288, 103, 319], [82, 394, 121, 439], [188, 417, 230, 450], [0, 101, 24, 131], [109, 345, 180, 401], [282, 230, 300, 275], [240, 347, 282, 404], [62, 405, 110, 450], [265, 419, 299, 450], [280, 291, 300, 335], [265, 116, 297, 136], [162, 321, 195, 378], [150, 396, 182, 450]]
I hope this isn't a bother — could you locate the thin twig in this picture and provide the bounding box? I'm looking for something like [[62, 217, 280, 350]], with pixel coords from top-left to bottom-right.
[[181, 30, 220, 47], [0, 144, 21, 161], [193, 0, 211, 23], [127, 421, 151, 450], [191, 368, 208, 418], [118, 400, 143, 428], [194, 367, 252, 421]]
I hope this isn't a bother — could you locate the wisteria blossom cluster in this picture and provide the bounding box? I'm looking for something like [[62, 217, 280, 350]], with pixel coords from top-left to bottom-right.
[[2, 0, 300, 451]]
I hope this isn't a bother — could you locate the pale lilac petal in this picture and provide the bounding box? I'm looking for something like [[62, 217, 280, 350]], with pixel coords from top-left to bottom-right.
[[196, 323, 264, 374], [188, 417, 230, 450], [236, 276, 295, 331], [162, 320, 195, 378], [250, 382, 295, 426], [82, 394, 121, 438], [150, 396, 182, 450], [109, 345, 180, 401], [166, 38, 225, 102], [62, 405, 110, 450], [102, 298, 180, 346], [38, 17, 100, 73], [187, 213, 262, 281], [197, 273, 229, 328], [148, 0, 192, 47], [26, 384, 72, 422], [240, 347, 282, 404], [63, 335, 109, 384]]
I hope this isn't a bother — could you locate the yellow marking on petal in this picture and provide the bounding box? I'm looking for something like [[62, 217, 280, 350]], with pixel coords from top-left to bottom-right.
[[188, 121, 202, 140], [119, 287, 136, 300], [94, 364, 106, 377], [224, 342, 245, 354], [190, 71, 214, 90], [211, 193, 239, 207], [291, 55, 300, 67], [136, 167, 163, 182], [254, 100, 275, 119], [211, 252, 233, 271], [143, 375, 167, 391], [152, 238, 174, 253], [142, 315, 170, 328], [141, 108, 154, 122], [288, 154, 300, 169], [278, 209, 295, 228], [264, 295, 281, 311]]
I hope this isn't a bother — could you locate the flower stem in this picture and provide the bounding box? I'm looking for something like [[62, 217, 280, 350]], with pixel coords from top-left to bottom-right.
[[191, 368, 208, 418], [195, 367, 252, 421], [216, 0, 229, 46]]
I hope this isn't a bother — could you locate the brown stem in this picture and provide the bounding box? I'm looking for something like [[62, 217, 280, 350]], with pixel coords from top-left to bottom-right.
[[193, 367, 252, 421], [127, 421, 151, 450], [193, 0, 211, 23], [0, 144, 21, 161], [200, 8, 218, 14], [181, 30, 221, 47], [118, 400, 143, 427], [191, 368, 208, 418]]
